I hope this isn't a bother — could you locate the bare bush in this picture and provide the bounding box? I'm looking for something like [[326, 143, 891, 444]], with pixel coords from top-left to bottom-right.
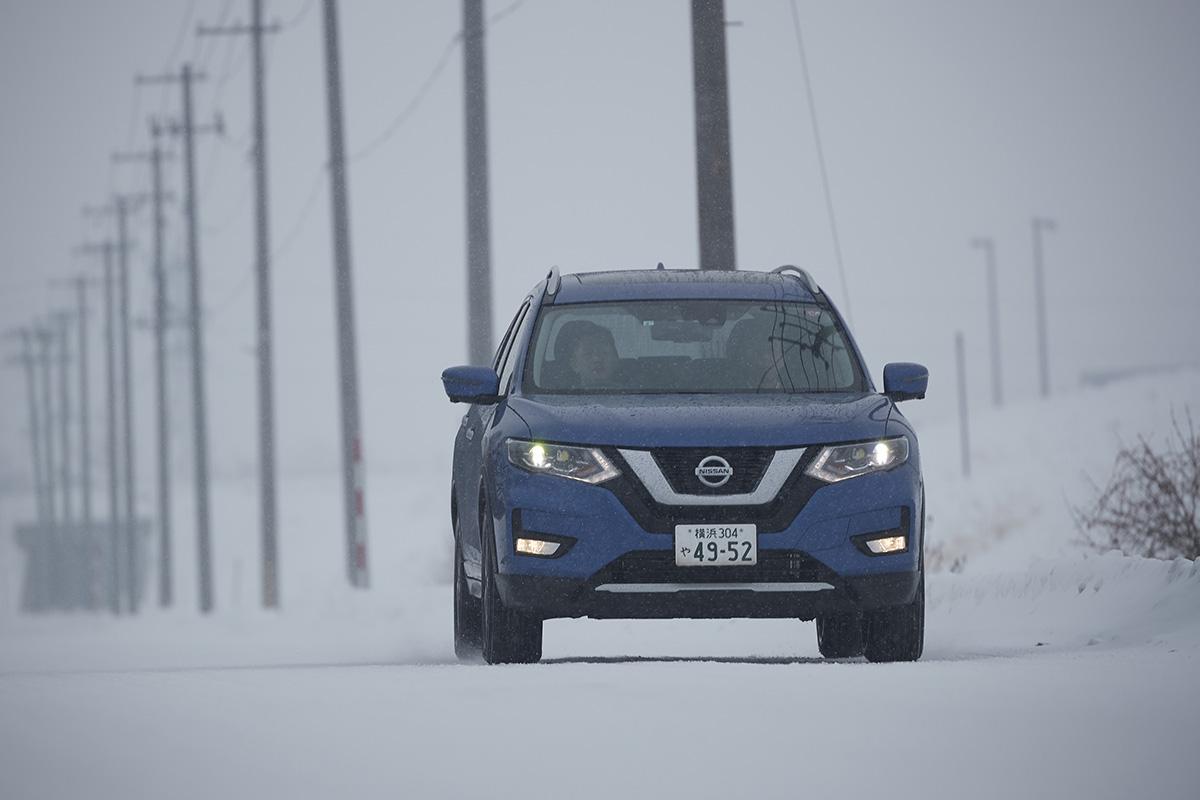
[[1074, 409, 1200, 560]]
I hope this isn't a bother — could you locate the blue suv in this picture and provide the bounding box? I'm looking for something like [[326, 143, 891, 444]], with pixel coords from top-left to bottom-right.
[[443, 266, 929, 664]]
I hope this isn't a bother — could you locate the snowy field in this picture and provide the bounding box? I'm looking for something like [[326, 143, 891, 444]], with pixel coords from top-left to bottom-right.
[[1, 370, 1198, 799]]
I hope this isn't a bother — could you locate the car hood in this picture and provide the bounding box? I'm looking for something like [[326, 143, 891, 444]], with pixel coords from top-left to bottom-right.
[[507, 392, 891, 448]]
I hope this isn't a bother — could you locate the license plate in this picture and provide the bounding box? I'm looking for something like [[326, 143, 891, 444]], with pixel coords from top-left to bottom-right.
[[674, 524, 757, 566]]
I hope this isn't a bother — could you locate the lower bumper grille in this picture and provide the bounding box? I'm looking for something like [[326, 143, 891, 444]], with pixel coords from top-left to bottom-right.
[[589, 550, 837, 587]]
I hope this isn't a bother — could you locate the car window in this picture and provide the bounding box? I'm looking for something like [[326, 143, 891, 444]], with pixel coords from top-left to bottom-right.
[[524, 299, 865, 394], [491, 301, 526, 372], [498, 302, 534, 395]]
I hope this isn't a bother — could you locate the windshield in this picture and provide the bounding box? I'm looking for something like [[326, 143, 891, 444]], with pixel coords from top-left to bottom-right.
[[523, 299, 867, 394]]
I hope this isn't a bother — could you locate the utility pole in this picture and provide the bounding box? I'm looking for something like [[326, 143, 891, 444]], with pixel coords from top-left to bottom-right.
[[56, 274, 98, 605], [33, 324, 58, 536], [50, 311, 74, 525], [971, 237, 1003, 408], [140, 65, 220, 613], [114, 197, 141, 613], [115, 123, 176, 608], [102, 246, 122, 614], [5, 328, 48, 610], [33, 323, 60, 607], [955, 331, 971, 479], [691, 0, 736, 270], [1032, 217, 1056, 399], [85, 194, 144, 614], [8, 328, 47, 526], [322, 0, 369, 589], [198, 1, 283, 609], [463, 0, 493, 365], [79, 242, 123, 614], [73, 278, 94, 535]]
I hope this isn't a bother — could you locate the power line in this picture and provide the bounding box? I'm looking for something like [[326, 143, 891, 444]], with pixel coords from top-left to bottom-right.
[[165, 0, 202, 67], [347, 37, 460, 163], [208, 160, 322, 324], [786, 0, 853, 325], [346, 0, 528, 164], [273, 167, 326, 261], [116, 88, 146, 190], [488, 0, 526, 26], [197, 0, 238, 69], [153, 0, 202, 121], [200, 0, 529, 328], [213, 26, 250, 95], [204, 178, 253, 236], [281, 0, 317, 29]]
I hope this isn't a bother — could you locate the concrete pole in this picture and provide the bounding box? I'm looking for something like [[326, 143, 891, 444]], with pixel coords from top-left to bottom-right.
[[53, 312, 73, 526], [34, 324, 61, 608], [955, 331, 971, 479], [76, 278, 93, 534], [148, 125, 173, 608], [691, 0, 736, 270], [17, 329, 48, 527], [1032, 217, 1056, 399], [115, 198, 139, 614], [197, 0, 282, 609], [34, 326, 58, 533], [182, 64, 216, 613], [463, 0, 494, 365], [135, 66, 215, 611], [252, 0, 280, 608], [102, 244, 123, 614], [322, 0, 370, 588], [971, 237, 1003, 408]]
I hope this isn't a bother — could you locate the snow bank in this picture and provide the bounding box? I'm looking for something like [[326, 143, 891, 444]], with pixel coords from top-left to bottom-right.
[[927, 551, 1200, 657], [916, 367, 1200, 573]]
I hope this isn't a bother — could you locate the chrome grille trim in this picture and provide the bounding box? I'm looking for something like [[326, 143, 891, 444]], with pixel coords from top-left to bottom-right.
[[617, 447, 807, 506]]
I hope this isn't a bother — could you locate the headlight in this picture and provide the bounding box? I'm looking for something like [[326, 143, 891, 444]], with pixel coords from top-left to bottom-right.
[[506, 440, 620, 484], [805, 437, 909, 483]]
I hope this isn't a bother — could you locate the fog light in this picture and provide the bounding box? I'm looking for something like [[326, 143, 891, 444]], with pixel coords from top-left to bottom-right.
[[865, 535, 907, 554], [516, 537, 561, 556]]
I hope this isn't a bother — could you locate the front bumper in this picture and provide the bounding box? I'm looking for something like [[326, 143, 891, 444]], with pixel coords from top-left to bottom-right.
[[489, 450, 923, 621], [497, 562, 919, 620]]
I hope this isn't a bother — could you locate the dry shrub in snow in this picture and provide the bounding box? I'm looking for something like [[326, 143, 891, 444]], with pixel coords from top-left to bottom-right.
[[1075, 409, 1200, 560]]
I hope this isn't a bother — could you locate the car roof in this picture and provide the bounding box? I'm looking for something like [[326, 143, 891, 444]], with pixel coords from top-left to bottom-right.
[[549, 268, 818, 304]]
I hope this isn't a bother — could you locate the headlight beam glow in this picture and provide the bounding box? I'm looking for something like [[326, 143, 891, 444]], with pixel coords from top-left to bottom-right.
[[806, 436, 910, 483]]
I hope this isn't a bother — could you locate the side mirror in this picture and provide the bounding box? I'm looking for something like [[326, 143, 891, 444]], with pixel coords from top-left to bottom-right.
[[883, 362, 928, 402], [442, 365, 501, 404]]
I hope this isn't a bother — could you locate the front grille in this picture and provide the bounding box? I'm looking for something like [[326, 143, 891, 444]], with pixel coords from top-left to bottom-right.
[[602, 447, 825, 534], [651, 447, 775, 496], [591, 550, 836, 586]]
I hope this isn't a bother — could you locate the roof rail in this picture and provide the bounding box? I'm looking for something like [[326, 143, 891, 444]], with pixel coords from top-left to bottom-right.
[[772, 264, 821, 295], [543, 265, 561, 301]]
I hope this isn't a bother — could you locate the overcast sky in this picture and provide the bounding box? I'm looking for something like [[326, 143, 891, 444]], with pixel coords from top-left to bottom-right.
[[1, 0, 1198, 492]]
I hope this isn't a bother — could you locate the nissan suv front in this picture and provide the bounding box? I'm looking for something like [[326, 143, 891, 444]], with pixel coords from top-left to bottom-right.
[[443, 266, 929, 664]]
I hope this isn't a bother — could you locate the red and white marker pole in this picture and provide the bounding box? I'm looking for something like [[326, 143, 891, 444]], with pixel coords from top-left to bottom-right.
[[324, 0, 369, 589], [350, 435, 369, 586]]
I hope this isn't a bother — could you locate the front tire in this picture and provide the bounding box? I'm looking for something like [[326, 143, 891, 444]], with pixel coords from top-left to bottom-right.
[[480, 507, 543, 664], [815, 611, 864, 658], [862, 575, 924, 663], [453, 521, 482, 660]]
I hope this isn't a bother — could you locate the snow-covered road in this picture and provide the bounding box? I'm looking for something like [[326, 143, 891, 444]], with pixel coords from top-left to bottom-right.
[[2, 372, 1198, 798], [2, 554, 1198, 800], [3, 648, 1195, 800]]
